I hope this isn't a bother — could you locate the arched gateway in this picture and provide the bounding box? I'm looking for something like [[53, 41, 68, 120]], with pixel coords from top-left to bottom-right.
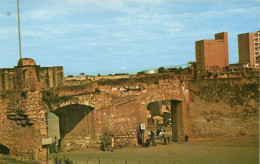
[[0, 58, 190, 162]]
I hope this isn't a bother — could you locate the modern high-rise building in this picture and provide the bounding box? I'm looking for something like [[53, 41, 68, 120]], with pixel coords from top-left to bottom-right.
[[238, 31, 260, 68], [195, 32, 229, 72]]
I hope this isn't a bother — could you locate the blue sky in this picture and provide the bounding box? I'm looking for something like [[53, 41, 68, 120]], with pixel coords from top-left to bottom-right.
[[0, 0, 259, 75]]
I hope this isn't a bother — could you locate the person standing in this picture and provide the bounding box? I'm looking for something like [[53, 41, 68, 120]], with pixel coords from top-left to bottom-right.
[[54, 136, 58, 153], [150, 130, 157, 146], [102, 133, 109, 151]]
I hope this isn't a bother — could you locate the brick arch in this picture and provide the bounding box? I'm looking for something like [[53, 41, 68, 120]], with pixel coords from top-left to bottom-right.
[[139, 98, 185, 142], [49, 104, 95, 152], [49, 101, 95, 113], [0, 143, 10, 155]]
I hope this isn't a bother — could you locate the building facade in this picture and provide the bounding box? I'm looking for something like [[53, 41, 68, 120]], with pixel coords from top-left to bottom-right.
[[195, 32, 229, 72], [238, 31, 260, 68]]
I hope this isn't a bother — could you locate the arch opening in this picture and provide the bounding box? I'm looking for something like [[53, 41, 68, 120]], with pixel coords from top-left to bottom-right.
[[49, 104, 95, 152], [47, 112, 60, 154], [146, 100, 184, 144], [0, 144, 9, 155]]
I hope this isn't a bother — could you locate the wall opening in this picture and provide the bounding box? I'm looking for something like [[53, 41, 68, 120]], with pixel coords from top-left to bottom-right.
[[146, 100, 184, 143], [146, 100, 172, 144], [51, 104, 94, 151], [0, 144, 9, 155], [47, 112, 60, 154]]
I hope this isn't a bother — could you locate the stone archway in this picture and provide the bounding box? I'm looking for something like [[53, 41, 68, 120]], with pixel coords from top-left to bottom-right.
[[0, 143, 9, 155], [47, 112, 60, 153], [145, 100, 185, 143], [50, 104, 95, 152]]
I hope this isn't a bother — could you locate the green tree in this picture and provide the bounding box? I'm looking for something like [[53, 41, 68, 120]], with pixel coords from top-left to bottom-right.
[[158, 67, 165, 73], [79, 72, 85, 77]]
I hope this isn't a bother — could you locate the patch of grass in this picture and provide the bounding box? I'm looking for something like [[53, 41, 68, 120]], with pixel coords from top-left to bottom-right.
[[52, 155, 74, 164]]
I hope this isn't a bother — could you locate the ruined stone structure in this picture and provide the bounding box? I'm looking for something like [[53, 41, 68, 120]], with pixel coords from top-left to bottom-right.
[[0, 58, 190, 162], [0, 58, 63, 91]]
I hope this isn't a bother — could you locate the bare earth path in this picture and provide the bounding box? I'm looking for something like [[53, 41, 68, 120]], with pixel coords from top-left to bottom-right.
[[49, 136, 259, 164]]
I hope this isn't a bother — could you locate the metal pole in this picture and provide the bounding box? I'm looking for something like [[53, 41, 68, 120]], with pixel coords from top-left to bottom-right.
[[17, 0, 22, 59]]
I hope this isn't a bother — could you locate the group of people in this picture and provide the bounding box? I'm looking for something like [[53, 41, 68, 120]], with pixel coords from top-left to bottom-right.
[[100, 133, 115, 152], [150, 127, 171, 146]]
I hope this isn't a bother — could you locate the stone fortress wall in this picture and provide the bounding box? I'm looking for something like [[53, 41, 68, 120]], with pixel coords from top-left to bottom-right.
[[0, 58, 63, 91], [0, 58, 189, 162]]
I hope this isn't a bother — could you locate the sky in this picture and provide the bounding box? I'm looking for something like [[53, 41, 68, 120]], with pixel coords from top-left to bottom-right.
[[0, 0, 259, 76]]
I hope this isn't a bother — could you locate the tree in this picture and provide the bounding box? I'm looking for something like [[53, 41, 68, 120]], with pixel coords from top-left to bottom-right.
[[137, 71, 144, 76], [79, 72, 85, 77], [158, 67, 165, 73]]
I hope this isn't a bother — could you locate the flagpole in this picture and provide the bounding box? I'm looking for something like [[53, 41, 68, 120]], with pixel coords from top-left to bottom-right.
[[17, 0, 22, 59]]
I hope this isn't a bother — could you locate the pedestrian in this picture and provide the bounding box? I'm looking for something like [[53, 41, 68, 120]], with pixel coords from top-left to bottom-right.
[[150, 130, 157, 146], [102, 133, 109, 151], [110, 134, 115, 151], [54, 136, 58, 153], [159, 128, 164, 136], [58, 139, 62, 153]]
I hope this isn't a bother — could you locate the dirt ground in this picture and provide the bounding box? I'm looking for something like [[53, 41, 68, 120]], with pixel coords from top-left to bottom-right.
[[48, 135, 259, 164]]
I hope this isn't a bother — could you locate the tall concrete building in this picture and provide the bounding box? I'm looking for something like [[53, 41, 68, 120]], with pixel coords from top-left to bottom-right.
[[238, 31, 260, 68], [195, 32, 229, 72]]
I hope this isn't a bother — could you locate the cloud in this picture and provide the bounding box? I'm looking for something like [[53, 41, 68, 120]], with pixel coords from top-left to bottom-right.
[[65, 0, 166, 5], [22, 5, 71, 21], [226, 8, 247, 14], [0, 27, 17, 38]]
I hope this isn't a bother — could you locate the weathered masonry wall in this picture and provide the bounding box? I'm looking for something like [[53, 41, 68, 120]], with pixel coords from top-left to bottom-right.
[[0, 58, 189, 162], [39, 67, 64, 89], [54, 100, 140, 152], [0, 59, 64, 91], [45, 75, 189, 152], [0, 69, 16, 90], [0, 90, 47, 162], [188, 78, 259, 138]]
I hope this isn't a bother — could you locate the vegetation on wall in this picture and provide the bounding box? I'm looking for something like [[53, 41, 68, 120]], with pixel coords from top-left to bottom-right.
[[192, 79, 259, 113], [42, 91, 73, 109]]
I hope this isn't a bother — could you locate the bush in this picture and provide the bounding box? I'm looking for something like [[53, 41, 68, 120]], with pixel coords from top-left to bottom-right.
[[53, 156, 73, 164]]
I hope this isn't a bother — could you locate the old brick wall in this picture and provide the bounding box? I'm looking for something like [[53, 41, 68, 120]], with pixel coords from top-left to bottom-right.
[[0, 90, 47, 162], [187, 78, 259, 138], [0, 69, 16, 91], [0, 58, 64, 91], [0, 64, 189, 161], [39, 66, 64, 89], [46, 74, 189, 151]]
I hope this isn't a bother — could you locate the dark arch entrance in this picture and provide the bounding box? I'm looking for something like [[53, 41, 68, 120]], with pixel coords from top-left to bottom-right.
[[50, 104, 95, 152], [146, 100, 184, 142], [0, 143, 9, 155]]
